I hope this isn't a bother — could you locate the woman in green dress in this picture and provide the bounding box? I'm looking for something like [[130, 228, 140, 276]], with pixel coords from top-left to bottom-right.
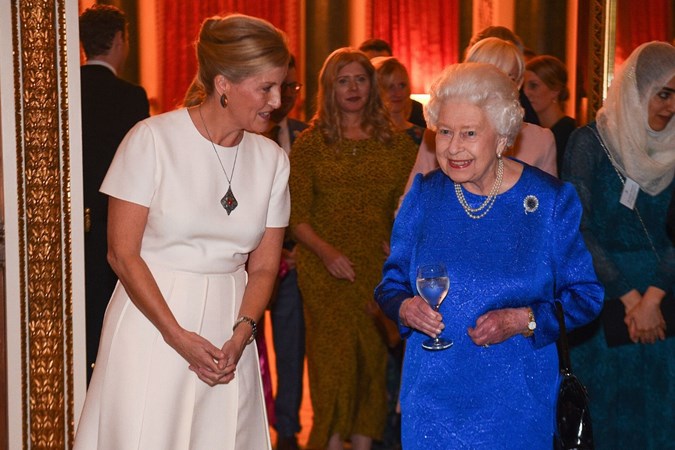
[[289, 48, 416, 450], [562, 41, 675, 450]]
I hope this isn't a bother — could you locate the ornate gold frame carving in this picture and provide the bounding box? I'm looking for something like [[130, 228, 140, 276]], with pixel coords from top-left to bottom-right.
[[9, 0, 75, 447], [587, 0, 605, 122], [587, 0, 615, 122]]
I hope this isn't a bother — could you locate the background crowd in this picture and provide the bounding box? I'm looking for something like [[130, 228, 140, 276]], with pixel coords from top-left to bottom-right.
[[76, 5, 675, 450]]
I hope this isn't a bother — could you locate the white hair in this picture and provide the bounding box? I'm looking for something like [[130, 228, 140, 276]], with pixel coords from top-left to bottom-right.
[[425, 62, 523, 146]]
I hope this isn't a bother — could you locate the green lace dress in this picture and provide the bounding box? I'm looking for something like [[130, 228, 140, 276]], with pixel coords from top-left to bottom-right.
[[562, 123, 675, 450]]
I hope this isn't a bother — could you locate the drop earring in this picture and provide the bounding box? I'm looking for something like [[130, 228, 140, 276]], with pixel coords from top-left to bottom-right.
[[220, 93, 228, 108]]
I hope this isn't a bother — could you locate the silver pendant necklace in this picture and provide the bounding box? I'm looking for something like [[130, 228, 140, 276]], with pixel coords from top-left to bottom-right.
[[199, 105, 240, 215]]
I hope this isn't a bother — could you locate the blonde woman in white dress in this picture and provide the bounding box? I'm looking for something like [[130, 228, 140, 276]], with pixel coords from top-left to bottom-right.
[[74, 14, 290, 450]]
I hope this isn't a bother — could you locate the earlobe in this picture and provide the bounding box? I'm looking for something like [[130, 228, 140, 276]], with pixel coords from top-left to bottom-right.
[[113, 30, 125, 49], [553, 91, 562, 104], [215, 75, 230, 96], [496, 137, 507, 157]]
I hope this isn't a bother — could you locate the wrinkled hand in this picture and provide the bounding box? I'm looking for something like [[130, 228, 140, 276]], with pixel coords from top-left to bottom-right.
[[282, 247, 297, 271], [626, 295, 666, 344], [165, 328, 228, 386], [468, 308, 529, 347], [320, 245, 355, 282], [399, 296, 443, 338]]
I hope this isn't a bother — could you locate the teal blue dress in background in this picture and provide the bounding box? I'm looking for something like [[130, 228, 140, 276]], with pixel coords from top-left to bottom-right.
[[562, 123, 675, 450], [376, 164, 603, 449]]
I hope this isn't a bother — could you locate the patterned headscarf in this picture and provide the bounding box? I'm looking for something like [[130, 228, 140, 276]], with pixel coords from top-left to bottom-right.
[[596, 41, 675, 195]]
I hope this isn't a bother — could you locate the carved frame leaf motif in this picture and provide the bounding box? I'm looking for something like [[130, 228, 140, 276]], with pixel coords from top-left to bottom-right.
[[10, 0, 75, 447]]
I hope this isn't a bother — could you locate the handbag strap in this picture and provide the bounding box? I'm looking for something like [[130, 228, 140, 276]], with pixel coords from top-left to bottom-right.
[[590, 126, 661, 262], [555, 301, 572, 373]]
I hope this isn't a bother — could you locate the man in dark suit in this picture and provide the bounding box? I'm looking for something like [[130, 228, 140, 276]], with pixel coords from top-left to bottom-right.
[[265, 56, 308, 450], [79, 4, 150, 382]]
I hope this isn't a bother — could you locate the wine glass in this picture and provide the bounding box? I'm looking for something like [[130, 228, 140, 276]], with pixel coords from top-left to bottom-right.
[[416, 263, 453, 350]]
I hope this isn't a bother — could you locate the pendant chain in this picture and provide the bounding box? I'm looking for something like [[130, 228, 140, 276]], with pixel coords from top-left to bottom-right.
[[199, 105, 240, 214], [199, 105, 239, 186], [454, 157, 504, 220]]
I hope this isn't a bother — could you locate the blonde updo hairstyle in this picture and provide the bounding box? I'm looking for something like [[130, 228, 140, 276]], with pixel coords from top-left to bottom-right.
[[525, 55, 570, 103], [312, 48, 394, 145], [465, 37, 525, 88], [183, 14, 290, 106], [425, 62, 523, 146]]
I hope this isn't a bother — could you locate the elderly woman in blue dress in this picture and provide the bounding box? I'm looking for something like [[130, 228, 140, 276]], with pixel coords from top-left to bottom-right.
[[375, 62, 604, 449]]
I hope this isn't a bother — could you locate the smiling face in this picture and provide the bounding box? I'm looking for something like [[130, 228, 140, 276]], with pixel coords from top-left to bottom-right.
[[435, 101, 506, 193], [523, 70, 560, 114], [223, 65, 287, 133], [381, 68, 411, 115], [648, 75, 675, 131], [334, 61, 371, 114]]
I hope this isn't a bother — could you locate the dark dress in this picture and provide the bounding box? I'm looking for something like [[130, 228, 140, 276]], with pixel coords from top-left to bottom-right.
[[269, 117, 309, 440], [376, 164, 603, 449], [408, 100, 427, 128], [550, 115, 576, 176], [562, 123, 675, 450], [80, 64, 149, 380]]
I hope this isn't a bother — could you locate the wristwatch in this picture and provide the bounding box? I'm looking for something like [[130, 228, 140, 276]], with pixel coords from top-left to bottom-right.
[[523, 307, 536, 337]]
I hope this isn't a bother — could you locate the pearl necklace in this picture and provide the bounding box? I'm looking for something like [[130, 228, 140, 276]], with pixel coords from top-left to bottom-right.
[[454, 157, 504, 219]]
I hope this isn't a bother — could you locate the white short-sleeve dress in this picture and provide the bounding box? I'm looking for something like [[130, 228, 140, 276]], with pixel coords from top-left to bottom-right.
[[74, 108, 290, 450]]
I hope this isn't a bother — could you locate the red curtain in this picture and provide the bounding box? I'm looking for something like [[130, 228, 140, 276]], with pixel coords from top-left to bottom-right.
[[367, 0, 460, 94], [157, 0, 302, 112], [615, 0, 672, 66]]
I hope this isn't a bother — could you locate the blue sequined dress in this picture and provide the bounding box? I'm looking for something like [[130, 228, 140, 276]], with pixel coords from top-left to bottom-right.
[[375, 163, 603, 450]]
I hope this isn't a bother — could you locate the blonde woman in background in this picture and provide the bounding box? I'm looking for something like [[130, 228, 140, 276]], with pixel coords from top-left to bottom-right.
[[465, 37, 557, 177], [372, 56, 425, 146], [290, 48, 417, 450]]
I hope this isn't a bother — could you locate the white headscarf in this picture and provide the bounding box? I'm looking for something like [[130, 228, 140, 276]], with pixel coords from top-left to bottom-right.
[[596, 41, 675, 195]]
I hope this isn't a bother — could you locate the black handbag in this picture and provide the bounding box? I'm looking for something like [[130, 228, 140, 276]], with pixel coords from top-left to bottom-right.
[[554, 302, 594, 450]]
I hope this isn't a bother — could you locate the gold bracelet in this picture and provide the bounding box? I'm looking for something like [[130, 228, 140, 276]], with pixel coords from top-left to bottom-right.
[[233, 316, 257, 345]]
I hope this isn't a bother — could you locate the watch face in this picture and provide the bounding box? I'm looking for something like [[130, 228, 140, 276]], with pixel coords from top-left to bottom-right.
[[528, 321, 536, 330]]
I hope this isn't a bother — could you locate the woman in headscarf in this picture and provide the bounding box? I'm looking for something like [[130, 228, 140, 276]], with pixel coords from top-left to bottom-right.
[[562, 41, 675, 449]]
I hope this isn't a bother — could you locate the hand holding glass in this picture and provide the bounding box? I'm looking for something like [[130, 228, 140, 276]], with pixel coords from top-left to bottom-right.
[[416, 264, 453, 350]]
